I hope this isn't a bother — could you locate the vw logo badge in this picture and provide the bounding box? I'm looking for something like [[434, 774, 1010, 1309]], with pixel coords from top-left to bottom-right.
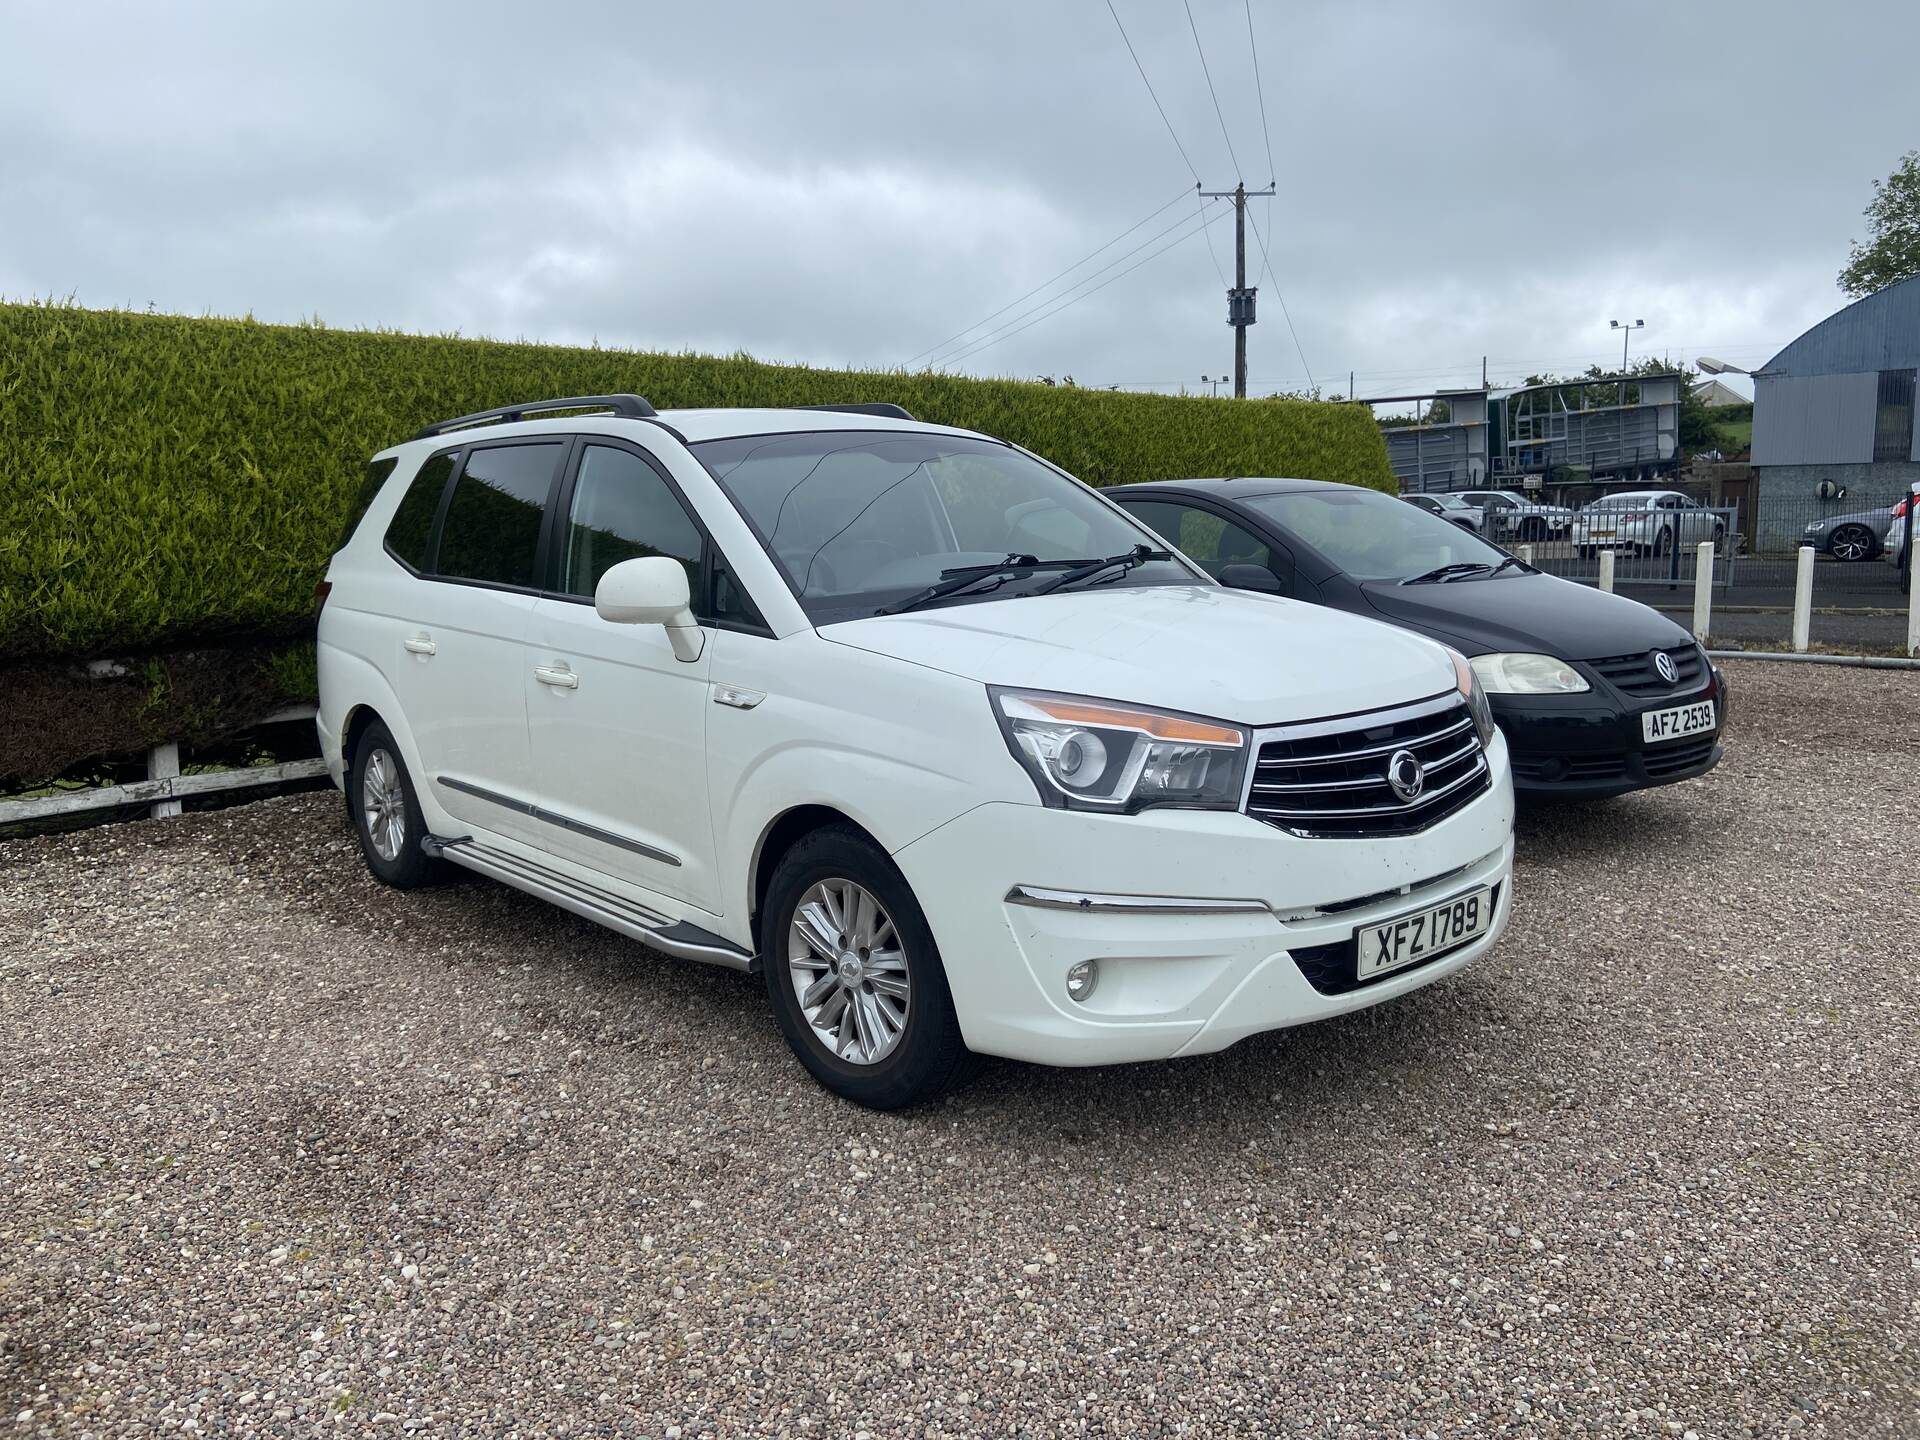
[[1653, 650, 1678, 684], [1386, 748, 1425, 803]]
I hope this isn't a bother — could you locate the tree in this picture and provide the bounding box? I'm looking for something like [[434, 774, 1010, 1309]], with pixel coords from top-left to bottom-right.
[[1838, 151, 1920, 298]]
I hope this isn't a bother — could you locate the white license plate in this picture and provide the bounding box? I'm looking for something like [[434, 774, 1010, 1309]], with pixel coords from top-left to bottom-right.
[[1641, 700, 1716, 744], [1356, 886, 1493, 982]]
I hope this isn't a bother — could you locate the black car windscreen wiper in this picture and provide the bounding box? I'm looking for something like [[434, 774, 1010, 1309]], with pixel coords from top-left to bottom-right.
[[1032, 544, 1174, 595], [1487, 555, 1529, 576], [1402, 562, 1494, 585], [881, 554, 1059, 615]]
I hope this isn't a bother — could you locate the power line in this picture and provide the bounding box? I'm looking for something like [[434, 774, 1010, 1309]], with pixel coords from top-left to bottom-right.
[[1243, 0, 1277, 292], [1183, 0, 1244, 183], [902, 185, 1194, 367], [1104, 0, 1228, 286], [926, 199, 1227, 369], [938, 203, 1233, 369]]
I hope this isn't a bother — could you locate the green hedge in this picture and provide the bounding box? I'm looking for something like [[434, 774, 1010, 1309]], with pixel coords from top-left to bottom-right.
[[0, 300, 1392, 661]]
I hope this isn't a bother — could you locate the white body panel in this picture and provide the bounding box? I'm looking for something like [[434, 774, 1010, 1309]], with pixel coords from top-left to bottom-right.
[[319, 406, 1518, 1068]]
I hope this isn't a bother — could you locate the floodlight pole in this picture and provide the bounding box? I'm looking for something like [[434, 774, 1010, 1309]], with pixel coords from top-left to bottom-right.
[[1610, 318, 1645, 372]]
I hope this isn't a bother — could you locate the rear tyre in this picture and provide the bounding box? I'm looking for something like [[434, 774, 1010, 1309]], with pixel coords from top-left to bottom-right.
[[1654, 527, 1673, 557], [763, 824, 977, 1109], [347, 720, 445, 890]]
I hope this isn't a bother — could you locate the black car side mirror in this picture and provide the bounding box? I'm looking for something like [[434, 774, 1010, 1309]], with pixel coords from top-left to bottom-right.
[[1217, 563, 1285, 594]]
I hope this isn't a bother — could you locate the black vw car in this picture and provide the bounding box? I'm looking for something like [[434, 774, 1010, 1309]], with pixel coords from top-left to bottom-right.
[[1111, 478, 1726, 799]]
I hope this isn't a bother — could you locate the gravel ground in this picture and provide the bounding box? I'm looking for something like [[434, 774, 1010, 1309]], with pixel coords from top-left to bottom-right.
[[3, 660, 1916, 1439]]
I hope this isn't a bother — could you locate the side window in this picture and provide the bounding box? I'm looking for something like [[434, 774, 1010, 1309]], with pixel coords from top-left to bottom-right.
[[384, 452, 455, 571], [1122, 501, 1287, 587], [561, 445, 704, 602], [436, 443, 562, 587]]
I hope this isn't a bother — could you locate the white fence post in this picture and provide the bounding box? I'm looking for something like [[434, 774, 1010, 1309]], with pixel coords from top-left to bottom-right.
[[1908, 569, 1919, 658], [1597, 550, 1615, 593], [1518, 543, 1534, 566], [1691, 541, 1714, 643], [1791, 545, 1815, 653], [146, 741, 182, 820]]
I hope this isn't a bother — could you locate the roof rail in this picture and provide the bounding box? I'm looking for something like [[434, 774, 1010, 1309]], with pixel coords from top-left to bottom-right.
[[794, 403, 916, 421], [415, 394, 658, 439]]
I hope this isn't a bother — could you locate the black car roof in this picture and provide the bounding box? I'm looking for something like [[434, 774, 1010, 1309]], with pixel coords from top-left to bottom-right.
[[1113, 476, 1355, 500]]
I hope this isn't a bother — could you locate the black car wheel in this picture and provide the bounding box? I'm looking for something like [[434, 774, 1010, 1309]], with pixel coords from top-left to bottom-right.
[[1827, 524, 1876, 562]]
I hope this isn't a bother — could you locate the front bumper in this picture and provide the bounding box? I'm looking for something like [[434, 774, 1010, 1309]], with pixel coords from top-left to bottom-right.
[[1498, 668, 1726, 798], [891, 735, 1515, 1067]]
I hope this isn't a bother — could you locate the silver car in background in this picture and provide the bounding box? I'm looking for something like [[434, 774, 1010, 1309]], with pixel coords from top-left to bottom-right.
[[1402, 492, 1485, 533], [1572, 490, 1725, 557]]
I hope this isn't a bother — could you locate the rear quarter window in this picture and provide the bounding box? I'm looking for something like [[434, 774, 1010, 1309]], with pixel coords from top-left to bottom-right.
[[435, 442, 564, 588], [335, 457, 399, 553], [384, 452, 456, 572]]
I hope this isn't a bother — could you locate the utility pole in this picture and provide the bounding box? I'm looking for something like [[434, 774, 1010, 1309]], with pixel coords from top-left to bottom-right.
[[1200, 182, 1276, 398]]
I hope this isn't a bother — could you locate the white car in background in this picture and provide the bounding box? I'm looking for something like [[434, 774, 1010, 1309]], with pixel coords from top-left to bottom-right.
[[1455, 490, 1575, 542], [317, 395, 1515, 1109], [1572, 490, 1725, 557]]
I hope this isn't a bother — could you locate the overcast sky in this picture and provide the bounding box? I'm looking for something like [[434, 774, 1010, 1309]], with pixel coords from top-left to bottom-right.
[[4, 1, 1912, 403]]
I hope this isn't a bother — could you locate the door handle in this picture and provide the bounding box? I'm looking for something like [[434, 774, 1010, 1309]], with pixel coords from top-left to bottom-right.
[[404, 634, 436, 656], [534, 663, 579, 690]]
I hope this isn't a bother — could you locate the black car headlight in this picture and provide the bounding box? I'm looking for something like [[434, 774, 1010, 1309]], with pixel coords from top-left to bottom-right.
[[1470, 652, 1591, 694], [990, 688, 1249, 812]]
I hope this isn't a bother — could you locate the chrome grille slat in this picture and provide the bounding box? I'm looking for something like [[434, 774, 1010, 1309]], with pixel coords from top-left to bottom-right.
[[1244, 696, 1493, 839], [1254, 715, 1472, 767]]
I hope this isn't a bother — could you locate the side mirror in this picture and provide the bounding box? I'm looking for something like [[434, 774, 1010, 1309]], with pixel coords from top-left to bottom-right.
[[594, 556, 705, 662], [1217, 563, 1285, 595]]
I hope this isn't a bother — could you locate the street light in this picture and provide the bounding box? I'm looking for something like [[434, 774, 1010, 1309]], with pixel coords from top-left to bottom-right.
[[1201, 374, 1225, 398], [1609, 318, 1645, 371]]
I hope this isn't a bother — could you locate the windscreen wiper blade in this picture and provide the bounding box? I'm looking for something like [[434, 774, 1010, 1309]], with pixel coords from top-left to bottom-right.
[[1488, 555, 1528, 576], [1402, 562, 1494, 585], [880, 553, 1062, 615], [1032, 544, 1174, 595]]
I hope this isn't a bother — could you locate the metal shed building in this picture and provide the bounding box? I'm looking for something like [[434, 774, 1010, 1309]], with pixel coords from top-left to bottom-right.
[[1749, 276, 1920, 547]]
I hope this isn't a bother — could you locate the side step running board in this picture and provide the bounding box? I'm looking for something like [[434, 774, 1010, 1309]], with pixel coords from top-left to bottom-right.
[[423, 832, 756, 973]]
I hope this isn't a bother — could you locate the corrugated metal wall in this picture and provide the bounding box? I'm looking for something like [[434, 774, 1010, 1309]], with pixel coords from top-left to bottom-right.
[[1752, 372, 1878, 465], [1759, 275, 1920, 378]]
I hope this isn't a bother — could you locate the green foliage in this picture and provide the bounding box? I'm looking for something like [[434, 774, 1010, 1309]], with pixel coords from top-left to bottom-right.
[[1839, 151, 1920, 299], [0, 300, 1394, 661]]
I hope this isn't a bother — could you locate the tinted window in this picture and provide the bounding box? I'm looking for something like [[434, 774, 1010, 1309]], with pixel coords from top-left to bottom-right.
[[692, 431, 1189, 624], [436, 443, 561, 587], [337, 457, 399, 553], [384, 452, 454, 571], [1120, 500, 1285, 586], [1242, 487, 1507, 582], [561, 445, 704, 599]]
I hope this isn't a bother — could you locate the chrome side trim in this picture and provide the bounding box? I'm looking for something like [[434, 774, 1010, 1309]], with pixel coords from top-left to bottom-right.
[[1004, 885, 1270, 915], [436, 839, 753, 973], [436, 775, 682, 867]]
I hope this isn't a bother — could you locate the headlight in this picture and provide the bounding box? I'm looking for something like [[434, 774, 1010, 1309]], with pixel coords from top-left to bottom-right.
[[990, 689, 1248, 812], [1804, 522, 1823, 534], [1445, 649, 1497, 747], [1470, 652, 1591, 694]]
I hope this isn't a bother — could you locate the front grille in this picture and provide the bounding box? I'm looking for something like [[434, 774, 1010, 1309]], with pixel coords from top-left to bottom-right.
[[1245, 696, 1491, 839], [1587, 644, 1707, 696], [1289, 884, 1503, 995], [1643, 735, 1717, 777]]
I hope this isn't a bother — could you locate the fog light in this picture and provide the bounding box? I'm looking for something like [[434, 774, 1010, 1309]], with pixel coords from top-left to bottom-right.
[[1065, 959, 1099, 1003]]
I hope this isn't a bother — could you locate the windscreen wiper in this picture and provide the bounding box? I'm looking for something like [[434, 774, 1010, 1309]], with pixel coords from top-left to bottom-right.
[[1402, 562, 1494, 585], [1032, 544, 1174, 595], [881, 553, 1060, 615], [1487, 555, 1528, 576]]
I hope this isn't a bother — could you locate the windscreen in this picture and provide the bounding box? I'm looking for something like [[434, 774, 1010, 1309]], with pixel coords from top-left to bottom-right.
[[692, 431, 1193, 623], [1243, 487, 1511, 582]]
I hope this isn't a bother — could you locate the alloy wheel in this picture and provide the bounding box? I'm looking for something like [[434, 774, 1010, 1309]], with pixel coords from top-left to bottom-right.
[[1830, 525, 1871, 562], [360, 748, 407, 862], [787, 878, 910, 1065]]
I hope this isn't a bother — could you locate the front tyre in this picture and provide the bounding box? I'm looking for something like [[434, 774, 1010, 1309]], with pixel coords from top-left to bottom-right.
[[347, 720, 445, 890], [763, 825, 976, 1109]]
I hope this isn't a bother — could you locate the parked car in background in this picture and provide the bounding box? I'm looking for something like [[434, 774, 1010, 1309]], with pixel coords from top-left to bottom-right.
[[1802, 505, 1892, 562], [319, 398, 1515, 1109], [1571, 490, 1726, 557], [1454, 489, 1575, 542], [1112, 477, 1727, 800], [1403, 491, 1484, 533]]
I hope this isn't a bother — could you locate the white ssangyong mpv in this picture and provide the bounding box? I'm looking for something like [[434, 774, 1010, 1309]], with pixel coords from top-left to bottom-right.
[[318, 395, 1515, 1107]]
